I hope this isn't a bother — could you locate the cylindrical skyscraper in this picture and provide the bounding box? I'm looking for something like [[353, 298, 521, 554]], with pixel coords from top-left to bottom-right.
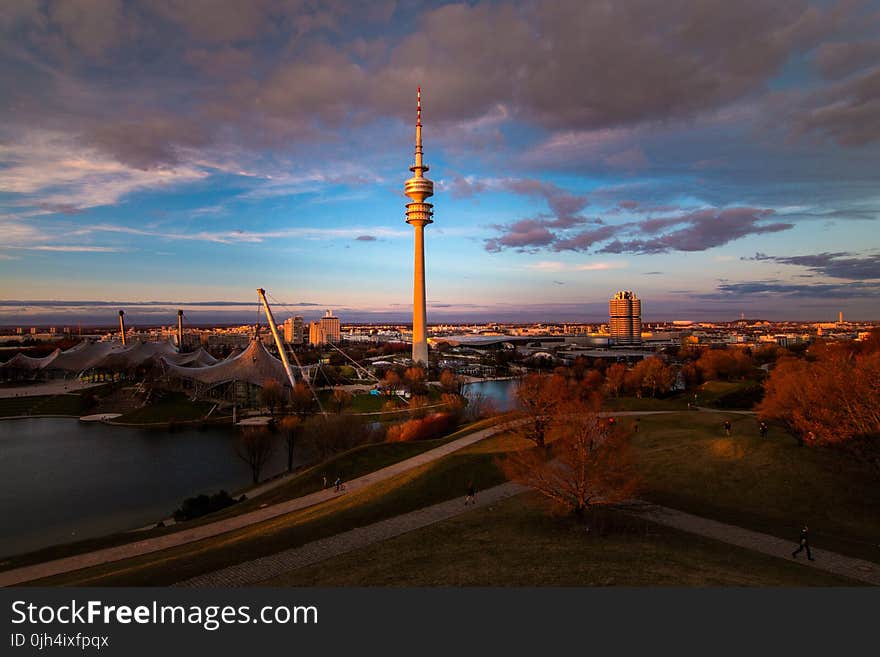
[[609, 291, 642, 345], [404, 87, 434, 365]]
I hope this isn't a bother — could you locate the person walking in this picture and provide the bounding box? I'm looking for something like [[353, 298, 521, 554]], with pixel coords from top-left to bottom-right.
[[465, 482, 476, 506], [334, 476, 342, 492], [792, 524, 814, 561], [759, 421, 768, 439], [723, 419, 732, 437], [321, 474, 328, 489]]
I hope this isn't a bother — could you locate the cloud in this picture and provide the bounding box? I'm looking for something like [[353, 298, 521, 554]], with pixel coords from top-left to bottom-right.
[[355, 234, 377, 241], [598, 208, 793, 254], [742, 251, 880, 280], [486, 206, 792, 255], [791, 65, 880, 146], [815, 41, 880, 79], [485, 219, 555, 253], [704, 279, 880, 299]]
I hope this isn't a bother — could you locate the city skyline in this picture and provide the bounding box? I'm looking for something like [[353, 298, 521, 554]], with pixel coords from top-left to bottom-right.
[[2, 1, 880, 323]]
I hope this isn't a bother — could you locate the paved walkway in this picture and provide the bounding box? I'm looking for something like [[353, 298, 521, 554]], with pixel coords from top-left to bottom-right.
[[177, 483, 527, 586], [179, 488, 880, 587], [623, 501, 880, 586], [0, 418, 522, 587], [0, 380, 101, 398]]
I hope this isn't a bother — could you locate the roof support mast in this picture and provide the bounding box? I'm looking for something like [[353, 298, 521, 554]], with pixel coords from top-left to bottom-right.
[[256, 288, 297, 390]]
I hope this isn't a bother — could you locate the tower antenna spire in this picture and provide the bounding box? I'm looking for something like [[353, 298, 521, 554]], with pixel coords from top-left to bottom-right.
[[414, 86, 423, 168]]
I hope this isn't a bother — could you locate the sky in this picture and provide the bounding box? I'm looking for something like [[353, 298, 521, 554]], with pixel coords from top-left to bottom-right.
[[1, 0, 879, 326]]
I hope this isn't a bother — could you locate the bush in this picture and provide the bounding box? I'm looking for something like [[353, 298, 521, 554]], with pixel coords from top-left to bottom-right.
[[173, 490, 238, 521], [386, 412, 458, 442]]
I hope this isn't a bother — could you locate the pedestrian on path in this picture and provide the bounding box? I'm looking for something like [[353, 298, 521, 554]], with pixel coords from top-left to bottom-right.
[[723, 419, 732, 437], [321, 475, 328, 489], [334, 476, 342, 492], [792, 524, 814, 561], [465, 482, 476, 506]]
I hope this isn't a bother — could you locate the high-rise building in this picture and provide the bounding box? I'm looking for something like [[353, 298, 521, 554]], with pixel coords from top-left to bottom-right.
[[284, 316, 304, 345], [404, 86, 434, 365], [609, 290, 642, 345], [309, 310, 340, 346]]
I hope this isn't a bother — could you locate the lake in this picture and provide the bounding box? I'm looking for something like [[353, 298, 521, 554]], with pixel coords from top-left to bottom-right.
[[0, 418, 294, 558], [463, 378, 518, 412]]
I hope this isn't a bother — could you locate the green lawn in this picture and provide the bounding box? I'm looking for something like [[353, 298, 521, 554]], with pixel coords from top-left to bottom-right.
[[631, 411, 880, 562], [264, 493, 856, 586], [0, 393, 86, 418], [604, 395, 690, 411], [113, 392, 216, 424]]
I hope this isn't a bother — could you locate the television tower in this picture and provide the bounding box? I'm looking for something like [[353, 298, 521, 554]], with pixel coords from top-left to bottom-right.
[[404, 86, 434, 365]]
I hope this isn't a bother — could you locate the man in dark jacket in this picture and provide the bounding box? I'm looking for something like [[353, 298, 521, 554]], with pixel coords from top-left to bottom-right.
[[792, 525, 814, 561]]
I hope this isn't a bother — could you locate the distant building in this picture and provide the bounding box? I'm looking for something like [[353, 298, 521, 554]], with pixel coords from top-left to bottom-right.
[[283, 316, 304, 345], [609, 290, 642, 345], [309, 310, 341, 346]]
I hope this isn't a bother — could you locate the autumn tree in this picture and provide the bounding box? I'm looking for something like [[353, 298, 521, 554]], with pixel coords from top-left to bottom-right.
[[290, 380, 318, 420], [605, 363, 627, 397], [330, 388, 353, 414], [439, 369, 462, 395], [278, 415, 301, 473], [514, 373, 571, 448], [383, 369, 401, 393], [235, 427, 278, 484], [404, 366, 427, 395], [629, 357, 675, 398], [500, 400, 638, 519], [302, 413, 379, 461], [759, 344, 880, 468], [259, 379, 285, 417]]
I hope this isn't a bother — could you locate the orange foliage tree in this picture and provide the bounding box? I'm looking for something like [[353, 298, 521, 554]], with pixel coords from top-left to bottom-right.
[[759, 336, 880, 468], [604, 363, 627, 397], [500, 400, 639, 518], [514, 372, 571, 447]]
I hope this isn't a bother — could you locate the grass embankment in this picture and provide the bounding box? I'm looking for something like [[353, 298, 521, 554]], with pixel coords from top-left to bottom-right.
[[604, 379, 761, 412], [265, 493, 855, 586], [631, 412, 880, 562], [0, 393, 87, 418], [0, 415, 509, 574], [112, 392, 217, 424], [25, 431, 523, 586]]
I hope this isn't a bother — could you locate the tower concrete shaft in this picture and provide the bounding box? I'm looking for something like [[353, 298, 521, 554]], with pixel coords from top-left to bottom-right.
[[404, 86, 434, 365]]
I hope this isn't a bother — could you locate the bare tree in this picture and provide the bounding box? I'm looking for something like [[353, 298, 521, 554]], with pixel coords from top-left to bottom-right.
[[290, 380, 317, 420], [235, 427, 278, 484], [259, 378, 285, 417], [514, 373, 570, 448], [501, 401, 638, 519], [278, 415, 301, 473]]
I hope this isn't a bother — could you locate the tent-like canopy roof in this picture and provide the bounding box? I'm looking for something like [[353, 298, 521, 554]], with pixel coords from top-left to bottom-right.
[[161, 338, 290, 388], [0, 349, 61, 370], [46, 341, 125, 372], [93, 340, 179, 370]]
